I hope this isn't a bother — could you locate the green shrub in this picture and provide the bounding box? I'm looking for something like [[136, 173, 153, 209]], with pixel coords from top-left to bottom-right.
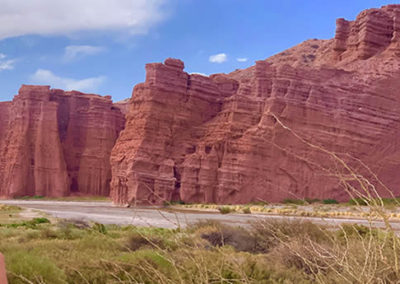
[[55, 222, 86, 240], [3, 217, 50, 229], [282, 199, 306, 205], [247, 201, 268, 206], [92, 223, 107, 234], [218, 206, 235, 214], [305, 198, 321, 204], [41, 228, 59, 239], [242, 207, 251, 214], [17, 195, 45, 200], [5, 250, 67, 284], [379, 198, 400, 207], [348, 197, 368, 206], [337, 224, 379, 239], [32, 217, 51, 224], [323, 199, 339, 204]]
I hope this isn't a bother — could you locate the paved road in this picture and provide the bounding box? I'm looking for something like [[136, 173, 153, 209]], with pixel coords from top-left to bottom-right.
[[1, 200, 399, 230]]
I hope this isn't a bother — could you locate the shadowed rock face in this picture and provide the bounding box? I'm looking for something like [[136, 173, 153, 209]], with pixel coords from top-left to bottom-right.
[[0, 85, 125, 198], [111, 4, 400, 205]]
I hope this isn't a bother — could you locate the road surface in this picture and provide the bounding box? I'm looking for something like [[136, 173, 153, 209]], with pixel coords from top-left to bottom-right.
[[1, 200, 399, 230]]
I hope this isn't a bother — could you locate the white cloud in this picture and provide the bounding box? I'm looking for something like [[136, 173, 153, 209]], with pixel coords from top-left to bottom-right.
[[190, 72, 209, 77], [209, 53, 227, 63], [236, 57, 248, 62], [64, 45, 106, 60], [0, 53, 15, 71], [30, 69, 105, 93], [0, 0, 168, 40]]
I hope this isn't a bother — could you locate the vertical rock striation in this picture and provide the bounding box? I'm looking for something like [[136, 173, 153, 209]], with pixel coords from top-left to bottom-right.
[[111, 4, 400, 205], [0, 85, 125, 198], [110, 59, 237, 204]]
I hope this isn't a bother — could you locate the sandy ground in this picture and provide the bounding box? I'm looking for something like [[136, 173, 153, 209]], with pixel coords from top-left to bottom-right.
[[1, 200, 400, 230]]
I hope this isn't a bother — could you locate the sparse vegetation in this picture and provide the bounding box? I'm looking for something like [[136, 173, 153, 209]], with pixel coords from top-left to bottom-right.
[[323, 199, 338, 204], [0, 205, 22, 212], [218, 206, 235, 214], [305, 198, 321, 204], [1, 215, 400, 283], [348, 197, 369, 206], [173, 201, 400, 220], [282, 198, 306, 205], [242, 207, 251, 214]]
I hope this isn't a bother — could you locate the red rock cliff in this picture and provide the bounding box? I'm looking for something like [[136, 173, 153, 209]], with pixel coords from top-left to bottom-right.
[[111, 4, 400, 205], [0, 85, 125, 198]]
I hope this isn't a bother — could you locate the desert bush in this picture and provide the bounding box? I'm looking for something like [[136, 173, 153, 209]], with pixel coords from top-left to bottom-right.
[[305, 198, 321, 204], [41, 227, 59, 239], [282, 198, 306, 205], [190, 220, 258, 253], [218, 206, 235, 214], [92, 222, 107, 234], [242, 207, 251, 214], [270, 240, 335, 276], [5, 250, 67, 284], [348, 197, 368, 206], [126, 231, 166, 251], [55, 221, 87, 240], [32, 217, 50, 224], [336, 224, 383, 241], [0, 205, 21, 212], [60, 219, 90, 229], [323, 199, 339, 204], [246, 201, 268, 206], [251, 220, 330, 254], [3, 217, 50, 229]]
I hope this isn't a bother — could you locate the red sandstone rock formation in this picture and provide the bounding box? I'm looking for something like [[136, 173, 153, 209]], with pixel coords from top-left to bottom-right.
[[111, 4, 400, 205], [0, 85, 124, 198], [113, 98, 131, 115]]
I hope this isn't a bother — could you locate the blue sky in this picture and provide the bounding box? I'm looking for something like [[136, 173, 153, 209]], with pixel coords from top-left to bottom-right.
[[0, 0, 396, 102]]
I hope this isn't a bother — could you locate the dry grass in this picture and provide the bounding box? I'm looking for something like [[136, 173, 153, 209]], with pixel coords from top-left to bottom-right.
[[2, 215, 399, 283], [172, 202, 400, 221]]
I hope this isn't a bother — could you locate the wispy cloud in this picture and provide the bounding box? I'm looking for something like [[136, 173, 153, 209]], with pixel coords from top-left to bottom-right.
[[209, 53, 227, 63], [236, 57, 248, 62], [30, 69, 105, 93], [64, 45, 106, 60], [0, 53, 16, 71], [0, 0, 168, 40]]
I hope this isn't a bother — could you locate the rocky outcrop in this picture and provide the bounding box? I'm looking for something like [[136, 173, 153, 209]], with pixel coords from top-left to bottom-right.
[[0, 85, 124, 198], [111, 4, 400, 205], [110, 59, 237, 204], [332, 4, 400, 61], [113, 98, 131, 115]]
